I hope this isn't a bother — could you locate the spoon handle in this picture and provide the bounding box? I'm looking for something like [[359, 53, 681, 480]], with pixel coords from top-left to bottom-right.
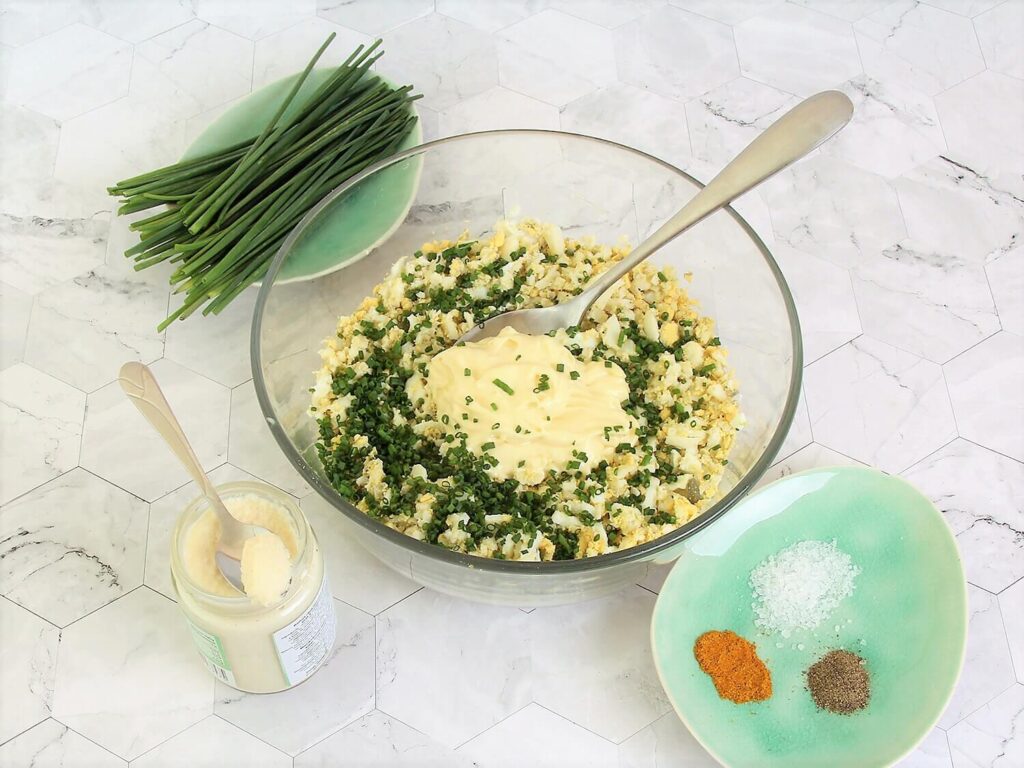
[[582, 90, 853, 304]]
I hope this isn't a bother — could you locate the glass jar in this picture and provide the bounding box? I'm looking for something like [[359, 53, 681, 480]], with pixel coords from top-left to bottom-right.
[[170, 481, 335, 693]]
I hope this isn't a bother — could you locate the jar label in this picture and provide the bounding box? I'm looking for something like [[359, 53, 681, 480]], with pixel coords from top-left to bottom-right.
[[273, 576, 336, 686], [186, 618, 237, 687]]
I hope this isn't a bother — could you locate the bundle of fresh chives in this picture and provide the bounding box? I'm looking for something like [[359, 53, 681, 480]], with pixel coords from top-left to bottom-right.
[[108, 34, 420, 330]]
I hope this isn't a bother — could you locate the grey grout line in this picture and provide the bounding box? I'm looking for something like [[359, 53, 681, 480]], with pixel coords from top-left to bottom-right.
[[210, 712, 295, 763]]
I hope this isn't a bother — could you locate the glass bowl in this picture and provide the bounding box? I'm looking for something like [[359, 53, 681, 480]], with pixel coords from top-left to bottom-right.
[[251, 130, 802, 606]]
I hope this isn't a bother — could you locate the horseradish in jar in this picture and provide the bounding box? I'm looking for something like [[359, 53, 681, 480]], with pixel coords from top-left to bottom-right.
[[170, 481, 335, 693]]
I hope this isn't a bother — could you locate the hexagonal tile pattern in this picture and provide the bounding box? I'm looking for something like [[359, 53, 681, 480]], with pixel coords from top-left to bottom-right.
[[899, 727, 953, 768], [670, 0, 785, 26], [788, 0, 891, 22], [775, 387, 812, 463], [300, 493, 419, 615], [252, 18, 369, 90], [532, 586, 669, 743], [619, 711, 718, 768], [458, 704, 617, 767], [804, 337, 956, 472], [948, 683, 1024, 767], [734, 3, 860, 97], [894, 155, 1024, 264], [772, 243, 862, 364], [228, 379, 310, 497], [854, 0, 986, 96], [0, 718, 126, 768], [973, 1, 1024, 80], [615, 6, 737, 102], [80, 358, 230, 501], [132, 715, 292, 768], [0, 597, 59, 743], [559, 83, 691, 168], [684, 77, 798, 168], [377, 589, 531, 748], [551, 0, 663, 28], [195, 0, 316, 40], [0, 0, 78, 46], [24, 263, 169, 392], [1000, 579, 1023, 685], [0, 468, 148, 626], [438, 86, 560, 136], [77, 0, 196, 44], [0, 282, 31, 370], [317, 0, 432, 35], [498, 10, 615, 108], [0, 105, 60, 214], [904, 440, 1024, 593], [0, 209, 108, 296], [757, 442, 866, 490], [0, 23, 131, 120], [379, 14, 497, 111], [164, 287, 257, 388], [939, 584, 1015, 729], [0, 363, 85, 505], [987, 249, 1024, 338], [926, 0, 1003, 15], [216, 599, 374, 755], [435, 0, 543, 34], [52, 588, 214, 760], [295, 710, 471, 767], [850, 239, 999, 364], [762, 156, 907, 269], [945, 332, 1024, 462]]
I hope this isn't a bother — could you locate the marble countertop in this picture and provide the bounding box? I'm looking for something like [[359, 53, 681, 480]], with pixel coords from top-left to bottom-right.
[[1, 0, 1022, 766]]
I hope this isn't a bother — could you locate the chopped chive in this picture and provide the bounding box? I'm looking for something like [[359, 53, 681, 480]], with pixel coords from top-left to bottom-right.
[[569, 370, 581, 380], [699, 363, 716, 375], [492, 378, 515, 396], [556, 363, 565, 373], [657, 271, 668, 282], [491, 402, 498, 411], [464, 368, 472, 376], [481, 441, 496, 451]]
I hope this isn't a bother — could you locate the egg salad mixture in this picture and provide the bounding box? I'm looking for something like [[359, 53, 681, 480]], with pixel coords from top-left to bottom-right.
[[311, 219, 742, 561]]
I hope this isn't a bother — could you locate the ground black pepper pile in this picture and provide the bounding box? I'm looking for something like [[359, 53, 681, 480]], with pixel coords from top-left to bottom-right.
[[806, 649, 870, 714]]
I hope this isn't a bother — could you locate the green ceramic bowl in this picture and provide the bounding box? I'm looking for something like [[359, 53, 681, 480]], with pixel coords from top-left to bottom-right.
[[183, 67, 423, 283], [651, 466, 966, 768]]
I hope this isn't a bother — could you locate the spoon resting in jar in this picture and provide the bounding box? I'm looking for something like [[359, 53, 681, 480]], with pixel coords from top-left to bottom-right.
[[458, 90, 853, 343]]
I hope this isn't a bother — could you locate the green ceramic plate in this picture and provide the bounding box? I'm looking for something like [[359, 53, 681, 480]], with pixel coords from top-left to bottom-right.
[[182, 67, 422, 283], [651, 466, 966, 768]]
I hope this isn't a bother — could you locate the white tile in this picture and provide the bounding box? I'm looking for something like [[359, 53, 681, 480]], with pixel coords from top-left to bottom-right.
[[0, 468, 148, 627], [0, 364, 84, 505], [669, 0, 783, 25], [804, 337, 956, 473], [296, 709, 472, 767], [0, 23, 131, 120], [894, 156, 1024, 264], [939, 585, 1015, 729], [0, 718, 126, 768], [560, 83, 691, 168], [435, 0, 548, 34], [552, 0, 664, 28], [684, 77, 799, 169], [300, 493, 420, 615], [0, 105, 60, 214], [0, 209, 108, 296], [78, 0, 197, 43], [252, 17, 370, 90], [439, 86, 560, 136], [986, 251, 1024, 338], [618, 711, 719, 768], [379, 13, 497, 111], [215, 599, 374, 755], [734, 3, 861, 97], [789, 0, 891, 22], [531, 586, 668, 742], [945, 332, 1024, 462], [195, 0, 317, 40], [457, 703, 617, 768], [775, 387, 813, 463], [638, 561, 673, 594], [228, 379, 310, 497], [499, 10, 616, 107], [52, 588, 214, 760], [948, 683, 1024, 767], [972, 1, 1024, 79], [0, 282, 31, 370], [854, 0, 986, 96], [164, 286, 257, 388], [316, 0, 432, 35], [903, 440, 1024, 594], [924, 0, 1003, 16], [0, 0, 78, 46], [132, 715, 291, 768], [756, 442, 866, 489], [823, 75, 947, 179], [1000, 579, 1024, 685], [850, 239, 999, 364], [0, 598, 59, 743], [763, 156, 907, 269], [80, 358, 230, 501], [773, 244, 862, 364], [897, 727, 953, 768], [376, 589, 531, 748], [615, 6, 737, 101]]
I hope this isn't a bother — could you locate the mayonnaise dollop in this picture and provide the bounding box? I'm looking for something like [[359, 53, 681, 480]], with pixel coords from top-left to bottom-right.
[[424, 327, 636, 484]]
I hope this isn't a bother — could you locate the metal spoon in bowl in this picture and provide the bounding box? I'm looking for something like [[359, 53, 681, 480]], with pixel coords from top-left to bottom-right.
[[118, 362, 257, 593], [459, 90, 854, 343]]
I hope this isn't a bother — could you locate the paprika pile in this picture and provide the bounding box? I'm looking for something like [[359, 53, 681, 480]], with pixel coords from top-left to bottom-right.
[[693, 629, 773, 703]]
